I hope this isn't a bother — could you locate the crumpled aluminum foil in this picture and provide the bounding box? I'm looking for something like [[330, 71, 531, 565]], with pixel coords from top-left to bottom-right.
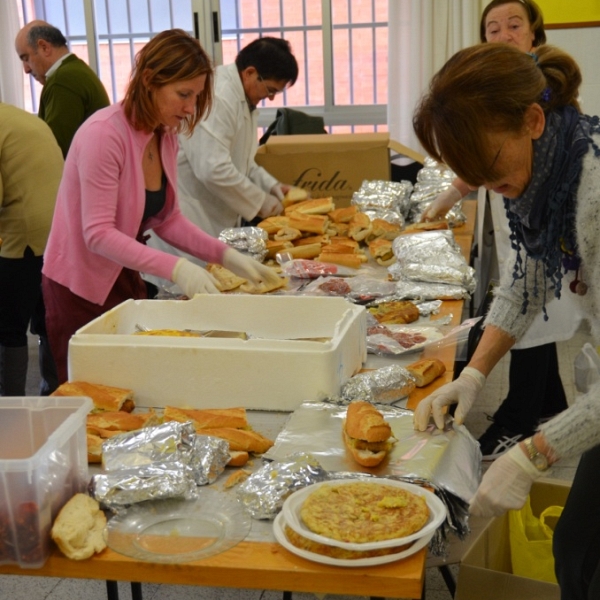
[[236, 452, 329, 520], [408, 157, 466, 226], [218, 227, 268, 262], [91, 422, 231, 510], [352, 179, 413, 218], [390, 230, 476, 294], [341, 365, 416, 404]]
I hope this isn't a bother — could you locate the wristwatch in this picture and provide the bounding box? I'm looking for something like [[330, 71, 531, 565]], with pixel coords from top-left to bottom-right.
[[523, 437, 549, 471]]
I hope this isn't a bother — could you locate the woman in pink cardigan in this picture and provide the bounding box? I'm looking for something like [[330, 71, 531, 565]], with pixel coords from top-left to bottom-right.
[[42, 29, 280, 383]]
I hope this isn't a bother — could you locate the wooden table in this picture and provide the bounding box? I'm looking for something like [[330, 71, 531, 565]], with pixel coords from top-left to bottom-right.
[[0, 202, 477, 599]]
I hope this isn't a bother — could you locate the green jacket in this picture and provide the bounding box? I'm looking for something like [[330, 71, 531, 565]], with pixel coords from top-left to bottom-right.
[[39, 54, 110, 157]]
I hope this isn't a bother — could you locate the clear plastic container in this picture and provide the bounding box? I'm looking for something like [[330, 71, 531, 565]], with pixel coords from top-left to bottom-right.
[[0, 396, 91, 568]]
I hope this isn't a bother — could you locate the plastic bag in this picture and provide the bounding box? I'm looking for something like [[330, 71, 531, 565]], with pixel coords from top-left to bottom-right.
[[574, 342, 600, 393], [508, 496, 563, 583]]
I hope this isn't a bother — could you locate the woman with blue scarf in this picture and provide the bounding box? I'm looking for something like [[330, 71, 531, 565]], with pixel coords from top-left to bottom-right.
[[413, 43, 600, 598]]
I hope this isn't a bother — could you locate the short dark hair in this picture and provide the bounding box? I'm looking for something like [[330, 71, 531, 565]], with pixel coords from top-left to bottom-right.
[[27, 24, 68, 49], [480, 0, 546, 47], [235, 37, 298, 85]]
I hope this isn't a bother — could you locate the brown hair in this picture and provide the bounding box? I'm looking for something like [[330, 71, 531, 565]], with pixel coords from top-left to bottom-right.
[[123, 29, 213, 134], [412, 44, 581, 187], [480, 0, 546, 47]]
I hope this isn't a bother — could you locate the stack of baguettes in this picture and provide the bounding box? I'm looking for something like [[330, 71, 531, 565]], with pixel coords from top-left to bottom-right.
[[52, 382, 273, 466], [257, 189, 403, 269]]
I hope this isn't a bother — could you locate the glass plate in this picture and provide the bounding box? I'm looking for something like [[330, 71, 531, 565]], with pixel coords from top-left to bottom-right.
[[106, 489, 251, 563], [282, 478, 446, 551], [273, 512, 433, 568]]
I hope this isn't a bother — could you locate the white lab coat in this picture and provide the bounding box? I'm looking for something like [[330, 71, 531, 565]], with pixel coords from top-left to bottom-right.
[[477, 188, 581, 349], [144, 63, 279, 287]]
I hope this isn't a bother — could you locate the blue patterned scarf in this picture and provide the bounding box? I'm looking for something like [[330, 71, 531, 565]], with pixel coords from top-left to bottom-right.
[[504, 106, 600, 318]]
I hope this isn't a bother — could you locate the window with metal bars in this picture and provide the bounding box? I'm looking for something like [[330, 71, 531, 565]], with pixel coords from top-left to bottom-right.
[[19, 0, 388, 132]]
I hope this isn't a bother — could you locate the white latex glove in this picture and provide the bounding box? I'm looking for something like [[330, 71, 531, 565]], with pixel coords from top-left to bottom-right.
[[469, 443, 543, 518], [259, 193, 283, 218], [413, 366, 486, 431], [270, 183, 286, 201], [171, 257, 220, 296], [421, 184, 463, 222], [222, 247, 282, 287]]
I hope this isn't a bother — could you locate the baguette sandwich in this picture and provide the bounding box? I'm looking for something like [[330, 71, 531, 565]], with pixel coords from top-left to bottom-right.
[[52, 381, 135, 413], [405, 358, 446, 387], [343, 401, 394, 467], [284, 197, 335, 216], [163, 406, 249, 430]]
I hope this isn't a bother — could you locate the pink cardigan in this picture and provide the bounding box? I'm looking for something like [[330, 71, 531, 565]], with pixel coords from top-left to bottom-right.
[[43, 103, 228, 305]]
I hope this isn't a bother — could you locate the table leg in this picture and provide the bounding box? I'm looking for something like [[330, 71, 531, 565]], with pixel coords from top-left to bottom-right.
[[131, 582, 143, 600], [283, 591, 292, 600], [106, 580, 119, 600], [438, 565, 456, 597]]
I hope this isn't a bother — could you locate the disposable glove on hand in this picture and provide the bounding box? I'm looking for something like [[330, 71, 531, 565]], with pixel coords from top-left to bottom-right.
[[171, 258, 220, 296], [421, 184, 462, 222], [222, 248, 282, 287], [413, 366, 485, 431], [469, 443, 543, 518], [270, 183, 287, 201], [259, 193, 283, 218]]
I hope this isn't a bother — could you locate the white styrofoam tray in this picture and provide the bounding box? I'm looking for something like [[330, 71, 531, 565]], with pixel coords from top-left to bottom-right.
[[68, 294, 366, 411]]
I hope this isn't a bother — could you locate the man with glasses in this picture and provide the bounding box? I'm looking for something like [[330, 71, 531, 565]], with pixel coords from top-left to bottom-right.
[[146, 37, 298, 282]]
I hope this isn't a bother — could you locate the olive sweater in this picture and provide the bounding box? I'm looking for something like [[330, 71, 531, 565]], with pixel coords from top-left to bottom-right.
[[39, 54, 110, 157]]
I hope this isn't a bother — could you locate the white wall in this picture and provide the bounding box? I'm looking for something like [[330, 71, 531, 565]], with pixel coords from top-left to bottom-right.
[[546, 27, 600, 117]]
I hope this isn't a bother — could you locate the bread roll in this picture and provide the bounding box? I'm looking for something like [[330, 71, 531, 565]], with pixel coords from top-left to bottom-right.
[[163, 406, 249, 430], [348, 212, 373, 242], [405, 358, 446, 387], [52, 381, 135, 413], [87, 433, 104, 463], [368, 218, 402, 241], [227, 450, 250, 467], [273, 227, 302, 242], [317, 252, 363, 269], [343, 401, 394, 468], [288, 212, 329, 234], [282, 243, 323, 260], [201, 427, 274, 454], [206, 264, 247, 291], [257, 215, 291, 235], [282, 187, 309, 208], [328, 205, 358, 223], [284, 197, 334, 216], [223, 469, 251, 489], [51, 494, 107, 560]]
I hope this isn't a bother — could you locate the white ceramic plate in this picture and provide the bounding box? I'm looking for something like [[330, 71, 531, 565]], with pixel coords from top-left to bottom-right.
[[273, 511, 433, 567], [282, 478, 446, 551], [106, 489, 251, 563]]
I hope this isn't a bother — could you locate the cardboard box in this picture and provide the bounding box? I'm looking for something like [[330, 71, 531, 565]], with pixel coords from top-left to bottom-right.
[[455, 478, 571, 600], [255, 133, 424, 207], [68, 295, 367, 411], [0, 396, 91, 568]]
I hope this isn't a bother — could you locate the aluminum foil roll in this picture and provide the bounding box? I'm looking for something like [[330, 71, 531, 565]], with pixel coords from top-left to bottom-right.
[[90, 465, 198, 510], [102, 421, 196, 471], [218, 227, 268, 262], [236, 452, 329, 520], [341, 365, 416, 404]]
